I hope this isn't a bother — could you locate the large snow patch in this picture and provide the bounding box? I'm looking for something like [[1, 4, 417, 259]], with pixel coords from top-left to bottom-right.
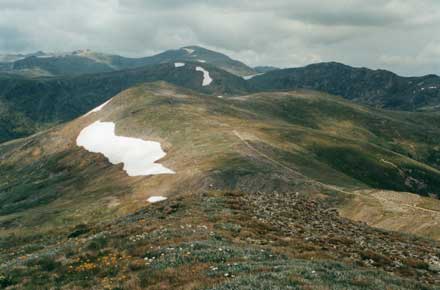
[[77, 121, 175, 176]]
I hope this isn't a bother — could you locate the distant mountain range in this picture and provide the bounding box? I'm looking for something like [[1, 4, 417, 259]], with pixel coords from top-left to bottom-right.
[[0, 46, 256, 77], [1, 47, 438, 111]]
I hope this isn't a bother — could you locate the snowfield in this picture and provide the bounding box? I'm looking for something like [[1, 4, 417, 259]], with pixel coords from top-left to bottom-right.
[[84, 99, 112, 117], [76, 121, 175, 176], [196, 66, 213, 86], [174, 62, 185, 68], [147, 196, 168, 203]]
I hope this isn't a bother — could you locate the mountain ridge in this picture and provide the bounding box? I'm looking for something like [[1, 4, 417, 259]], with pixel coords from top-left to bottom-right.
[[248, 61, 440, 111], [0, 46, 256, 77]]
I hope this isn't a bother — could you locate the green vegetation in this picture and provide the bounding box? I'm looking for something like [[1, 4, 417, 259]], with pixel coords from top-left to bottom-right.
[[1, 191, 438, 289]]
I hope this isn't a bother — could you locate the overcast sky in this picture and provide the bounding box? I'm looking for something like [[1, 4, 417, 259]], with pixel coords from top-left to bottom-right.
[[0, 0, 439, 76]]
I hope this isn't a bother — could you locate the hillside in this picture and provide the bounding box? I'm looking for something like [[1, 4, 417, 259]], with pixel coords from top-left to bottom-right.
[[2, 191, 440, 289], [1, 82, 440, 288], [0, 63, 247, 143], [3, 49, 440, 147], [3, 48, 440, 113], [2, 82, 440, 225], [249, 62, 440, 111]]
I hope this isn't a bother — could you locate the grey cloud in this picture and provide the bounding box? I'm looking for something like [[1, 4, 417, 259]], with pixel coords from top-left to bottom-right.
[[0, 26, 33, 51], [0, 0, 439, 76]]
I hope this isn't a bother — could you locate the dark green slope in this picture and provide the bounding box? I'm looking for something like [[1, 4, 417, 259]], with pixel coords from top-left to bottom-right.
[[254, 66, 279, 73], [249, 62, 440, 111], [10, 55, 115, 76], [0, 63, 248, 143]]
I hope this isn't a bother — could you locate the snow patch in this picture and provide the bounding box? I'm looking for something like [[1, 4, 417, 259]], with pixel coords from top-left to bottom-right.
[[84, 99, 112, 117], [147, 196, 168, 203], [174, 62, 185, 68], [243, 73, 263, 80], [196, 66, 213, 86], [36, 55, 54, 58], [76, 121, 175, 176], [197, 59, 206, 63], [217, 96, 224, 99], [183, 48, 194, 54]]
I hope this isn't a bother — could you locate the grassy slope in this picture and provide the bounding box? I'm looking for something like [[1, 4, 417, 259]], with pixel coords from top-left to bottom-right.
[[1, 83, 440, 227], [1, 82, 440, 288]]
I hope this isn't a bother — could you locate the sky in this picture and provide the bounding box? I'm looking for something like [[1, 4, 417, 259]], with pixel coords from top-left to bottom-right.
[[0, 0, 439, 76]]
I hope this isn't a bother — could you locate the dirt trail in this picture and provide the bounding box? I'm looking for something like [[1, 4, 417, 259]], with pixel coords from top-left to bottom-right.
[[233, 130, 305, 178], [232, 129, 353, 195], [361, 189, 440, 215]]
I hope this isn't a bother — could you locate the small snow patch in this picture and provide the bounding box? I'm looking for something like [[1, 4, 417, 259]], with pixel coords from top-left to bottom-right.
[[197, 59, 206, 63], [77, 121, 175, 176], [183, 48, 194, 54], [243, 73, 263, 80], [196, 66, 213, 86], [217, 95, 224, 99], [147, 196, 168, 203], [174, 62, 185, 68], [84, 99, 112, 117]]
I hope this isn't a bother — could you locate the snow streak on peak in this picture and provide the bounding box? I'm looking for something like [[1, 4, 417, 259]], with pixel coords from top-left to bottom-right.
[[196, 66, 213, 86]]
